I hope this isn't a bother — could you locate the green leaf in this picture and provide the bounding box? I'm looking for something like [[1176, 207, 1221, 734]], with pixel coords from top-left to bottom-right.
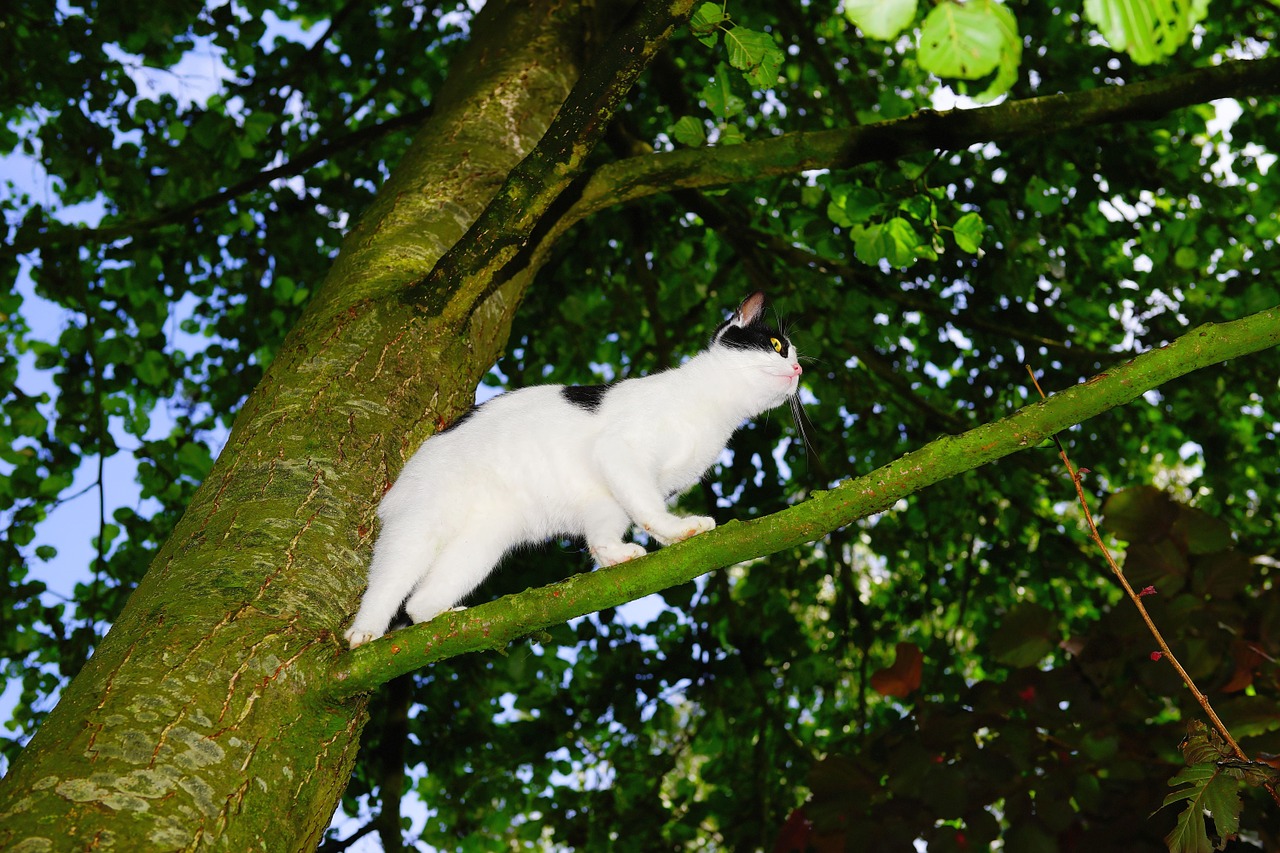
[[972, 1, 1021, 101], [135, 349, 171, 388], [1024, 177, 1062, 215], [953, 211, 985, 253], [36, 470, 74, 499], [1084, 0, 1210, 64], [919, 0, 1021, 101], [1162, 763, 1241, 853], [93, 523, 122, 552], [716, 123, 745, 146], [898, 192, 936, 225], [919, 1, 1003, 79], [700, 66, 745, 118], [852, 217, 923, 268], [1178, 722, 1233, 765], [689, 2, 726, 47], [724, 27, 783, 88], [844, 0, 918, 41], [671, 116, 707, 147], [827, 185, 885, 228], [177, 441, 214, 479], [1174, 246, 1199, 269], [8, 404, 47, 438]]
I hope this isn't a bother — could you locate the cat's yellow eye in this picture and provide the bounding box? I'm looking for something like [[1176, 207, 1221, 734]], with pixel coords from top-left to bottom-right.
[[770, 337, 783, 354]]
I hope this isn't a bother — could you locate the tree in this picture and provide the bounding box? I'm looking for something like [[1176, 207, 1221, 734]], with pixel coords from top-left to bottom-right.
[[1, 0, 1278, 850]]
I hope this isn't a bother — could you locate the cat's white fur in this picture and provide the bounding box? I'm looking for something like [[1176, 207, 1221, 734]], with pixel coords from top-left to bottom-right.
[[345, 292, 801, 648]]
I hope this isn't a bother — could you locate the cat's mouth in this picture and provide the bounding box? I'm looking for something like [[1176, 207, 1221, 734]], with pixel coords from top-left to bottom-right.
[[766, 363, 803, 396], [777, 362, 803, 385]]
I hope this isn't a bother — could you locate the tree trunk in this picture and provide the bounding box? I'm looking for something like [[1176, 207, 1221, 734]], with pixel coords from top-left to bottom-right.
[[0, 2, 583, 848]]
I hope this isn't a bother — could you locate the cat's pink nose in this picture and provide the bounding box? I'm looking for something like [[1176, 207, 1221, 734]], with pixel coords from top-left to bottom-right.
[[793, 363, 803, 375]]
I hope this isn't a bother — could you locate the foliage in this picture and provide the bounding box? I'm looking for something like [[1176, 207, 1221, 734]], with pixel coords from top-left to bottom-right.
[[3, 0, 1280, 850]]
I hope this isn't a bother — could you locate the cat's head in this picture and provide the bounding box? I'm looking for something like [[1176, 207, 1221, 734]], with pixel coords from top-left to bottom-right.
[[709, 292, 802, 413]]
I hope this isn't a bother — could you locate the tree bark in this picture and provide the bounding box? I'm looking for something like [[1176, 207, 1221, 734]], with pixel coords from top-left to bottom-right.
[[0, 2, 586, 848]]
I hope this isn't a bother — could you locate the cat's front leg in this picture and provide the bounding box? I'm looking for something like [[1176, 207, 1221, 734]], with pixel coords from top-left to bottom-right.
[[597, 451, 717, 547], [641, 514, 716, 546]]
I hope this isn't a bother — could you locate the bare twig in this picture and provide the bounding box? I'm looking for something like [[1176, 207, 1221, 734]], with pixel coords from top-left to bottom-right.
[[1024, 364, 1280, 808]]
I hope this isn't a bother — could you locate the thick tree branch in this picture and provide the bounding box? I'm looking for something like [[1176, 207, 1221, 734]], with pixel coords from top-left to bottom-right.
[[553, 55, 1280, 236], [402, 0, 698, 323], [327, 304, 1280, 697]]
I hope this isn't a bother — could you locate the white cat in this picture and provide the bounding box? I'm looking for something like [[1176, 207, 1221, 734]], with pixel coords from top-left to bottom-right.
[[345, 292, 801, 648]]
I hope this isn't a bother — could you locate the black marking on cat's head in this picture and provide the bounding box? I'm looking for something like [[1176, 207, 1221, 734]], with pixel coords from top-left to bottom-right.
[[561, 383, 611, 412], [712, 291, 791, 358]]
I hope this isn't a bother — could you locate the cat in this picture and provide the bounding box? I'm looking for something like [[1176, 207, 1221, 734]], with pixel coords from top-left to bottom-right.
[[344, 291, 802, 648]]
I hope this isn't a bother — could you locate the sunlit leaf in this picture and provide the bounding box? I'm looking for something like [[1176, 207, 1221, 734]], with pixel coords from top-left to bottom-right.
[[952, 211, 985, 252], [919, 0, 1003, 79], [689, 2, 726, 47], [724, 27, 784, 88], [844, 0, 918, 41], [1084, 0, 1210, 64]]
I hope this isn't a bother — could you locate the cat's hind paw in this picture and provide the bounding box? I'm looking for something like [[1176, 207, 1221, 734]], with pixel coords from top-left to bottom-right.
[[645, 515, 716, 546], [591, 542, 648, 566], [344, 628, 381, 649]]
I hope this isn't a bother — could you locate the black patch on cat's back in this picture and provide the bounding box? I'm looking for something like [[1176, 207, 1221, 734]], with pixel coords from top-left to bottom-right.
[[561, 384, 610, 413], [439, 405, 479, 434]]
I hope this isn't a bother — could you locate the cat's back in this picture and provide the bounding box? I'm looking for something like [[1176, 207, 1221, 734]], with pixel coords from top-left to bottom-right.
[[380, 384, 606, 523], [394, 384, 602, 479]]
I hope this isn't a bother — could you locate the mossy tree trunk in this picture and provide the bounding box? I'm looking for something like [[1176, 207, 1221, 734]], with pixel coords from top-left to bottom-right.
[[1, 2, 1277, 849], [0, 2, 588, 848]]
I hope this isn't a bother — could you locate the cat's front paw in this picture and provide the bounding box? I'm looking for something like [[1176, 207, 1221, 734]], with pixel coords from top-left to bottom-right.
[[344, 627, 381, 649], [591, 542, 648, 566], [645, 515, 716, 546]]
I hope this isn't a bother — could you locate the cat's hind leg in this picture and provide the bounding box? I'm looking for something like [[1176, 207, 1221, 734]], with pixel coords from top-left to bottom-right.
[[402, 532, 508, 626], [345, 528, 435, 648], [584, 500, 647, 566]]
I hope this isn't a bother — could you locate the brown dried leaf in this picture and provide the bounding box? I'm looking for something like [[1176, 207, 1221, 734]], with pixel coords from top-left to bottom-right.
[[871, 642, 924, 698]]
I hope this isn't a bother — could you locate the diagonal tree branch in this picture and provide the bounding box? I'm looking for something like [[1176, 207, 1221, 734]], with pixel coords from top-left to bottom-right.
[[541, 55, 1280, 247], [327, 304, 1280, 697]]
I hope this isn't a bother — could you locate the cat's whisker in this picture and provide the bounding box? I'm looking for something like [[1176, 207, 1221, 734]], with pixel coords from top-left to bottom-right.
[[789, 394, 821, 468]]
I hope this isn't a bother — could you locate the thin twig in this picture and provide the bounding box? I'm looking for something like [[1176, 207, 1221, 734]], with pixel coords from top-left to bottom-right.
[[1025, 364, 1280, 808]]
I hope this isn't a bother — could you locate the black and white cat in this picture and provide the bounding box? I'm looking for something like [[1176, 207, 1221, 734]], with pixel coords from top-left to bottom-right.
[[345, 292, 801, 647]]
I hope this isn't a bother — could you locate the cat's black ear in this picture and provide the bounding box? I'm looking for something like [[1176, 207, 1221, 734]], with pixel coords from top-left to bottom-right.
[[732, 292, 766, 328]]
